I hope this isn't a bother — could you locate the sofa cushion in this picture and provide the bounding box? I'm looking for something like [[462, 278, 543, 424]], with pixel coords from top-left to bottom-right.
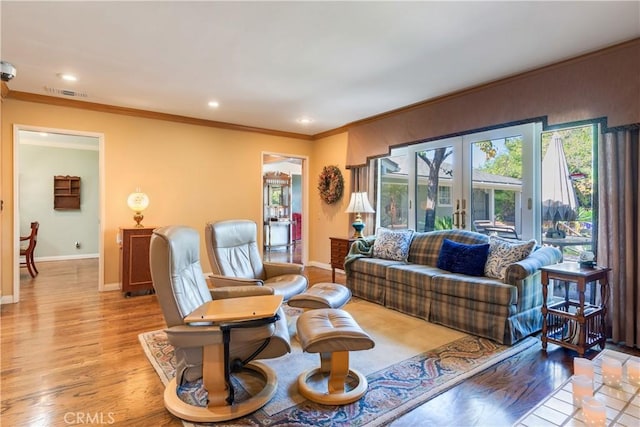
[[407, 230, 489, 266], [386, 263, 442, 290], [431, 273, 517, 306], [372, 227, 414, 261], [485, 236, 536, 280], [436, 239, 490, 276], [349, 257, 403, 279]]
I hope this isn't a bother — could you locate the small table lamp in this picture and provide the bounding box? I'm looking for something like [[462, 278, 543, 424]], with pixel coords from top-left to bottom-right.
[[127, 189, 150, 228], [345, 192, 375, 238]]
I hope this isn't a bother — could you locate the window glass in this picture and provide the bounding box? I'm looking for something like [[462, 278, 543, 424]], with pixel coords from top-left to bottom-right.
[[372, 122, 595, 250], [378, 154, 409, 229], [541, 125, 595, 260]]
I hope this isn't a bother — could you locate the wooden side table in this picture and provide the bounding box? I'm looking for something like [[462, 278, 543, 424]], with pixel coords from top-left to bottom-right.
[[329, 237, 356, 282], [119, 227, 156, 297], [540, 262, 611, 356]]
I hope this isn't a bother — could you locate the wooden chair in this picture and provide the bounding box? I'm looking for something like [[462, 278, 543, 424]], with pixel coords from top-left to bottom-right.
[[20, 221, 39, 278]]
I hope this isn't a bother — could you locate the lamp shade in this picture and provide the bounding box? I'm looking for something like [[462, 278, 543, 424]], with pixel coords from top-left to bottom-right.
[[345, 192, 375, 214], [127, 190, 150, 212]]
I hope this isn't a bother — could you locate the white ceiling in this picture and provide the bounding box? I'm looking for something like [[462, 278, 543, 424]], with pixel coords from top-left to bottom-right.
[[2, 1, 639, 136]]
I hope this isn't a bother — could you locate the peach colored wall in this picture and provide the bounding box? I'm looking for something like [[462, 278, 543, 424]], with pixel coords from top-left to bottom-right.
[[308, 132, 352, 267], [1, 99, 346, 299]]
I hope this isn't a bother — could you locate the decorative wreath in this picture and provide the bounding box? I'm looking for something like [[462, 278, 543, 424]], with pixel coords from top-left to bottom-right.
[[317, 165, 344, 204]]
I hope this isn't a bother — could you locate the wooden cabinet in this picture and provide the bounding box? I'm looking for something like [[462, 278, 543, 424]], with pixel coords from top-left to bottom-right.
[[540, 262, 611, 356], [119, 227, 155, 296], [330, 237, 356, 282], [54, 175, 81, 210]]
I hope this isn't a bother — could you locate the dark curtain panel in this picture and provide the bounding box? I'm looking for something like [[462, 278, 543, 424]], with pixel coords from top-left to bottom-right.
[[598, 127, 640, 349]]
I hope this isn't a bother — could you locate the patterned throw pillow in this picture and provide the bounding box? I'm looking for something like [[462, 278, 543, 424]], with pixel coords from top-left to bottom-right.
[[372, 228, 415, 261], [436, 238, 490, 277], [484, 236, 536, 280]]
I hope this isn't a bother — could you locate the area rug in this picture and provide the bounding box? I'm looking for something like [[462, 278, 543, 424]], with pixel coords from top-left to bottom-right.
[[140, 299, 537, 426]]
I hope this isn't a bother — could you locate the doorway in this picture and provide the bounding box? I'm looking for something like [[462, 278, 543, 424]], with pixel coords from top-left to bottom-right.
[[13, 125, 104, 302], [261, 153, 306, 265]]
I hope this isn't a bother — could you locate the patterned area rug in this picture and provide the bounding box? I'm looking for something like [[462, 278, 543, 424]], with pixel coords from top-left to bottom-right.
[[139, 300, 537, 426]]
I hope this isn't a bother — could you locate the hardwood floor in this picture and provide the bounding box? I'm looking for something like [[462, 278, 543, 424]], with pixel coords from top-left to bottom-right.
[[1, 259, 638, 426]]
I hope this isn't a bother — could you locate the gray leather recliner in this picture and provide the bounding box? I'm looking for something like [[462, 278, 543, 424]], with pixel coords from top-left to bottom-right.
[[205, 219, 308, 301], [149, 225, 291, 421]]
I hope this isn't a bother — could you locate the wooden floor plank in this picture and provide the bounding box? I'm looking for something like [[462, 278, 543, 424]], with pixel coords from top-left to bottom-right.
[[1, 258, 637, 426]]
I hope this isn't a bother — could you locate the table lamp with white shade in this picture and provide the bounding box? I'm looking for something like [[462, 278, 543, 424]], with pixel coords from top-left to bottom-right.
[[345, 192, 375, 238]]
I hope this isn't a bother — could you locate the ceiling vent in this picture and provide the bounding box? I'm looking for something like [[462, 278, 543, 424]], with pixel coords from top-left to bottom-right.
[[44, 86, 88, 98]]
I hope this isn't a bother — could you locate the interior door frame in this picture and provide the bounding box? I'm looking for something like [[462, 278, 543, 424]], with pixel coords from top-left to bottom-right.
[[261, 151, 308, 265], [12, 124, 105, 302]]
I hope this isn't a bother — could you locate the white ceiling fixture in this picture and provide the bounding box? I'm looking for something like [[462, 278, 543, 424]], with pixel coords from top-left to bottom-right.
[[57, 73, 77, 82], [207, 101, 220, 108], [296, 117, 313, 125], [2, 2, 639, 136]]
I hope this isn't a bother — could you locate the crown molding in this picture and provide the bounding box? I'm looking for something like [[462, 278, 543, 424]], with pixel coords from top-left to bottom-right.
[[5, 90, 314, 141]]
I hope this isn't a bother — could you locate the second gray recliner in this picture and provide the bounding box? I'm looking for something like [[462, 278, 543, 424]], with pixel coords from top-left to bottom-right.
[[205, 219, 308, 301]]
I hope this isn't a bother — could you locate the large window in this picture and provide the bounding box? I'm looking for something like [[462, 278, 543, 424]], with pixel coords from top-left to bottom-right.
[[375, 122, 596, 259]]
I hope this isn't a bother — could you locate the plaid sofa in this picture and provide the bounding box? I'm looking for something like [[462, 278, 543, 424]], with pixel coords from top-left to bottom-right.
[[345, 229, 562, 345]]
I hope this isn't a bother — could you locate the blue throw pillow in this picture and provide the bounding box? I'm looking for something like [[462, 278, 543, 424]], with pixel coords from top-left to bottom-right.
[[437, 238, 490, 277]]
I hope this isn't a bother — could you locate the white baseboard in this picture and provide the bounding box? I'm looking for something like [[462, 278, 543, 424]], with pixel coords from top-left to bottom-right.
[[35, 254, 99, 262], [1, 295, 16, 305], [308, 261, 331, 271], [102, 282, 121, 292]]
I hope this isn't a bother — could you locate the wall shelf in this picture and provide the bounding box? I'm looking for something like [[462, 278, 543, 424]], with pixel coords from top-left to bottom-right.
[[54, 175, 81, 210]]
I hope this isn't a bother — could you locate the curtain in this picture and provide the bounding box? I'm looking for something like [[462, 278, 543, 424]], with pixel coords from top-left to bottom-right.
[[598, 127, 640, 349]]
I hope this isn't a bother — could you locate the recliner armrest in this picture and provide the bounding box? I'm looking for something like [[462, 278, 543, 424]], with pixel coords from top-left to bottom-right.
[[208, 274, 264, 288], [210, 286, 274, 300], [263, 261, 304, 278]]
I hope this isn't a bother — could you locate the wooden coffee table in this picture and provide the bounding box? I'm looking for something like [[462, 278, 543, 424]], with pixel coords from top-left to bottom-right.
[[514, 349, 640, 426]]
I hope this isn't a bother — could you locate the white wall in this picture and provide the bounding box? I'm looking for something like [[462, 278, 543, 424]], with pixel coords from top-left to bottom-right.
[[19, 134, 99, 259]]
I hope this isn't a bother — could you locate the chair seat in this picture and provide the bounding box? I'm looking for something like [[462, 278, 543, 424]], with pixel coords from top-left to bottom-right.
[[264, 274, 308, 301]]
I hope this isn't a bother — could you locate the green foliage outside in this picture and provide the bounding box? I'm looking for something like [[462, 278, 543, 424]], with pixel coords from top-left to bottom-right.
[[477, 137, 523, 179], [435, 215, 453, 230], [379, 182, 407, 227]]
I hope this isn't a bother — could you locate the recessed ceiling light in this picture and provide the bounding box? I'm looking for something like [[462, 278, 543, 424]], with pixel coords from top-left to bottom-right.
[[39, 132, 48, 137], [208, 101, 220, 108], [297, 117, 313, 124], [57, 73, 77, 82]]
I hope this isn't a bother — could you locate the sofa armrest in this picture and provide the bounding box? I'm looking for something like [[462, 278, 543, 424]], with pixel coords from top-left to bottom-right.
[[505, 246, 563, 283], [263, 262, 304, 278]]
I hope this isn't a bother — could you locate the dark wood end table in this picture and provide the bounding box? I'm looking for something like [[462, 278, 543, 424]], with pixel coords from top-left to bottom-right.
[[540, 262, 611, 356]]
